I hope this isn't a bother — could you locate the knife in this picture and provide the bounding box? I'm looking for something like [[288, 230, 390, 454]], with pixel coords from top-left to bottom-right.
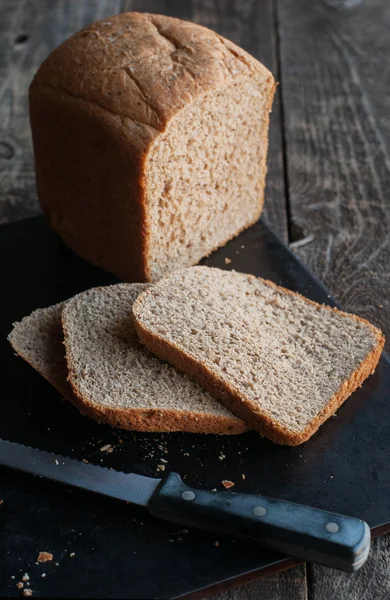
[[0, 439, 370, 572]]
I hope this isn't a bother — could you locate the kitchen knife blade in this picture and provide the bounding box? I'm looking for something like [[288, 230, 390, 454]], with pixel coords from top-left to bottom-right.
[[0, 438, 370, 572]]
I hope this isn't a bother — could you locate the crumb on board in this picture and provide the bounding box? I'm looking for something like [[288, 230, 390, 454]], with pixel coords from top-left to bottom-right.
[[37, 552, 53, 563], [23, 590, 33, 597], [160, 458, 167, 463], [54, 459, 59, 465], [242, 474, 246, 480], [41, 573, 46, 578], [157, 464, 165, 472], [218, 454, 225, 461], [22, 574, 30, 582], [16, 582, 24, 589], [0, 499, 3, 505], [82, 459, 89, 464], [69, 552, 75, 558], [222, 480, 235, 489], [100, 444, 112, 453], [224, 257, 232, 264], [214, 541, 220, 547], [211, 488, 217, 492]]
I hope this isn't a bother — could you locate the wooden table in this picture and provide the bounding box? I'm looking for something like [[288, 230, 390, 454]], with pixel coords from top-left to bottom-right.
[[1, 1, 389, 598]]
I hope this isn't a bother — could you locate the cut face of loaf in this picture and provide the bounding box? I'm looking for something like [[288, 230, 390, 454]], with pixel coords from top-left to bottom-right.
[[133, 267, 385, 445], [29, 12, 275, 282]]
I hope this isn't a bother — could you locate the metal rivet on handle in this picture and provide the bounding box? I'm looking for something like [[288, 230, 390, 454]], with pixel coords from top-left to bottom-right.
[[253, 506, 267, 517], [182, 491, 195, 501], [325, 522, 339, 533]]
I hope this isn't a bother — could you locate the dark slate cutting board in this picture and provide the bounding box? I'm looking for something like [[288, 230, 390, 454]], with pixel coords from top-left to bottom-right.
[[0, 217, 389, 599]]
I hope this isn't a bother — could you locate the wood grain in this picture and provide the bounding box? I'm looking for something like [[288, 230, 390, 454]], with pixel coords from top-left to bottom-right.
[[208, 565, 307, 600], [0, 0, 121, 225], [309, 536, 390, 600], [278, 0, 390, 336], [278, 1, 390, 599]]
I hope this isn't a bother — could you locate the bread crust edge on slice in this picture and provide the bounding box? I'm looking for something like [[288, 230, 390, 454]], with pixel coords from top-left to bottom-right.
[[133, 276, 385, 446], [60, 307, 247, 435]]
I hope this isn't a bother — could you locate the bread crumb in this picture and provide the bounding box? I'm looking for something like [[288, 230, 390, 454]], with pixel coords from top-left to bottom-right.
[[41, 573, 46, 578], [37, 552, 53, 563], [160, 458, 167, 463], [22, 573, 30, 582], [157, 464, 165, 471], [16, 582, 24, 589], [0, 499, 3, 505], [100, 444, 112, 452], [119, 439, 123, 444], [69, 552, 75, 558], [54, 459, 59, 465], [222, 480, 235, 489], [211, 488, 217, 492], [23, 590, 33, 597], [214, 541, 219, 547], [82, 459, 89, 464], [224, 258, 232, 264], [242, 474, 246, 480], [10, 576, 15, 579], [218, 454, 225, 461]]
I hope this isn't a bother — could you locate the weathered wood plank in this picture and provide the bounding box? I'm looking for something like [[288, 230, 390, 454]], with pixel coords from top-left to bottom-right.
[[278, 1, 390, 598], [278, 0, 390, 335], [209, 565, 307, 600], [0, 0, 121, 225], [309, 536, 390, 600]]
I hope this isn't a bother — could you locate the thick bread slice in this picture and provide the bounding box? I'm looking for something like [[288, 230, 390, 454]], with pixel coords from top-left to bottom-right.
[[8, 303, 73, 401], [133, 267, 385, 445], [61, 284, 246, 434]]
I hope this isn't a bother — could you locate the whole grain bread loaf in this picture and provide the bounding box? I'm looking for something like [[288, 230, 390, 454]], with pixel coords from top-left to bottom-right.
[[133, 266, 385, 445], [29, 12, 275, 282]]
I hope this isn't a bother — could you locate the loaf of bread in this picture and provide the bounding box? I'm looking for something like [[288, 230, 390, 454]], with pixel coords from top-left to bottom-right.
[[133, 267, 385, 445], [29, 12, 275, 282], [8, 285, 246, 434]]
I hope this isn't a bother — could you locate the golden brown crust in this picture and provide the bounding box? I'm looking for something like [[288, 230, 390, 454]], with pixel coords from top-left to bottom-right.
[[29, 12, 275, 283], [133, 273, 385, 445], [31, 12, 271, 132], [61, 305, 247, 435]]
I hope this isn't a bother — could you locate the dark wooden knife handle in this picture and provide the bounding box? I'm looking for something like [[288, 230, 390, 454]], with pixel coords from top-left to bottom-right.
[[148, 472, 370, 572]]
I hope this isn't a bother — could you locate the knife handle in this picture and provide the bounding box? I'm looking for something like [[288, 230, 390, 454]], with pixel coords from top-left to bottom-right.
[[148, 472, 370, 572]]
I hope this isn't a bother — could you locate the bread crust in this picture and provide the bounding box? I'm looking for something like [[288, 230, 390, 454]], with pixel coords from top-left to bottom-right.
[[133, 273, 385, 445], [29, 12, 275, 282], [60, 290, 247, 435]]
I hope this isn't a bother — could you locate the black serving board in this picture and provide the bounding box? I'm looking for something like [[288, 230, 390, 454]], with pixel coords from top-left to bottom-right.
[[0, 217, 389, 600]]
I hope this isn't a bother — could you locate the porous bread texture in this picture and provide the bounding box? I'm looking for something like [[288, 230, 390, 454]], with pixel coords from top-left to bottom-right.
[[133, 267, 385, 445], [61, 283, 246, 433], [8, 303, 72, 400], [146, 77, 271, 281], [29, 12, 275, 282]]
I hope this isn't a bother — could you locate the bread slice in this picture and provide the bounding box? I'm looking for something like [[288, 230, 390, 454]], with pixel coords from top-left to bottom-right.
[[133, 267, 385, 445], [60, 284, 246, 434], [8, 302, 73, 401], [30, 12, 275, 283]]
